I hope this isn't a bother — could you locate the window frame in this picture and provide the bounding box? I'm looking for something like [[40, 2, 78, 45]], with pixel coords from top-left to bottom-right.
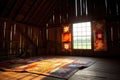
[[72, 21, 92, 50]]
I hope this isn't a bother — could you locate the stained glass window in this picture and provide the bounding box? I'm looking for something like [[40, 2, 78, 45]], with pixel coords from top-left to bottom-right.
[[62, 24, 71, 51], [93, 21, 107, 51]]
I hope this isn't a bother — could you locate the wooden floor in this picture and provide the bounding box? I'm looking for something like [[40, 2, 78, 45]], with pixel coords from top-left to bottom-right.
[[0, 56, 120, 80]]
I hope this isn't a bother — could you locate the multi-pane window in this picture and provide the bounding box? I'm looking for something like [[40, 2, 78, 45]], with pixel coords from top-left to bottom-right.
[[73, 22, 91, 49]]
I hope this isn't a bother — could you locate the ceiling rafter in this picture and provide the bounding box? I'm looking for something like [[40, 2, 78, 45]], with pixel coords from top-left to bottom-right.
[[0, 0, 8, 15], [37, 0, 58, 26], [1, 0, 17, 18], [28, 0, 47, 24], [0, 0, 119, 27], [14, 0, 35, 22], [33, 0, 54, 25], [8, 0, 24, 20], [14, 0, 26, 21], [23, 0, 42, 23], [21, 0, 37, 22]]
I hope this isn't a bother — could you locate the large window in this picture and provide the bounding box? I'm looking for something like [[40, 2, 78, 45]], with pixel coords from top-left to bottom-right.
[[73, 22, 91, 49]]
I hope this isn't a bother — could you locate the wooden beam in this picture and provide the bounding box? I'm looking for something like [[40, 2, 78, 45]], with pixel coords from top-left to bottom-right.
[[28, 0, 47, 23], [14, 0, 26, 21], [1, 0, 17, 18], [21, 0, 37, 22], [37, 0, 58, 26]]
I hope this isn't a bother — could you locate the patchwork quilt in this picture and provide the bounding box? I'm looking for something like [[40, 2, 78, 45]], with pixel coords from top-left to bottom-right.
[[0, 56, 94, 79]]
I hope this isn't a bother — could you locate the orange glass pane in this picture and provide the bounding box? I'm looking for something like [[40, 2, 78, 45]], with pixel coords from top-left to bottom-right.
[[62, 33, 71, 42]]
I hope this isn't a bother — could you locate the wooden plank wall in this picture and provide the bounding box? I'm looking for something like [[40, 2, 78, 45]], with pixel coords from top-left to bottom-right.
[[47, 27, 62, 55], [0, 18, 43, 59]]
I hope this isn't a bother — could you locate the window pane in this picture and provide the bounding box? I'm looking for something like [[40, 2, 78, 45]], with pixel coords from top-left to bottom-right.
[[73, 32, 78, 36], [82, 27, 86, 31], [87, 31, 91, 35], [73, 22, 91, 49]]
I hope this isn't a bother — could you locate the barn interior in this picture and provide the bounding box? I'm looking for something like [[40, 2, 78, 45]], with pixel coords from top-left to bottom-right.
[[0, 0, 120, 80]]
